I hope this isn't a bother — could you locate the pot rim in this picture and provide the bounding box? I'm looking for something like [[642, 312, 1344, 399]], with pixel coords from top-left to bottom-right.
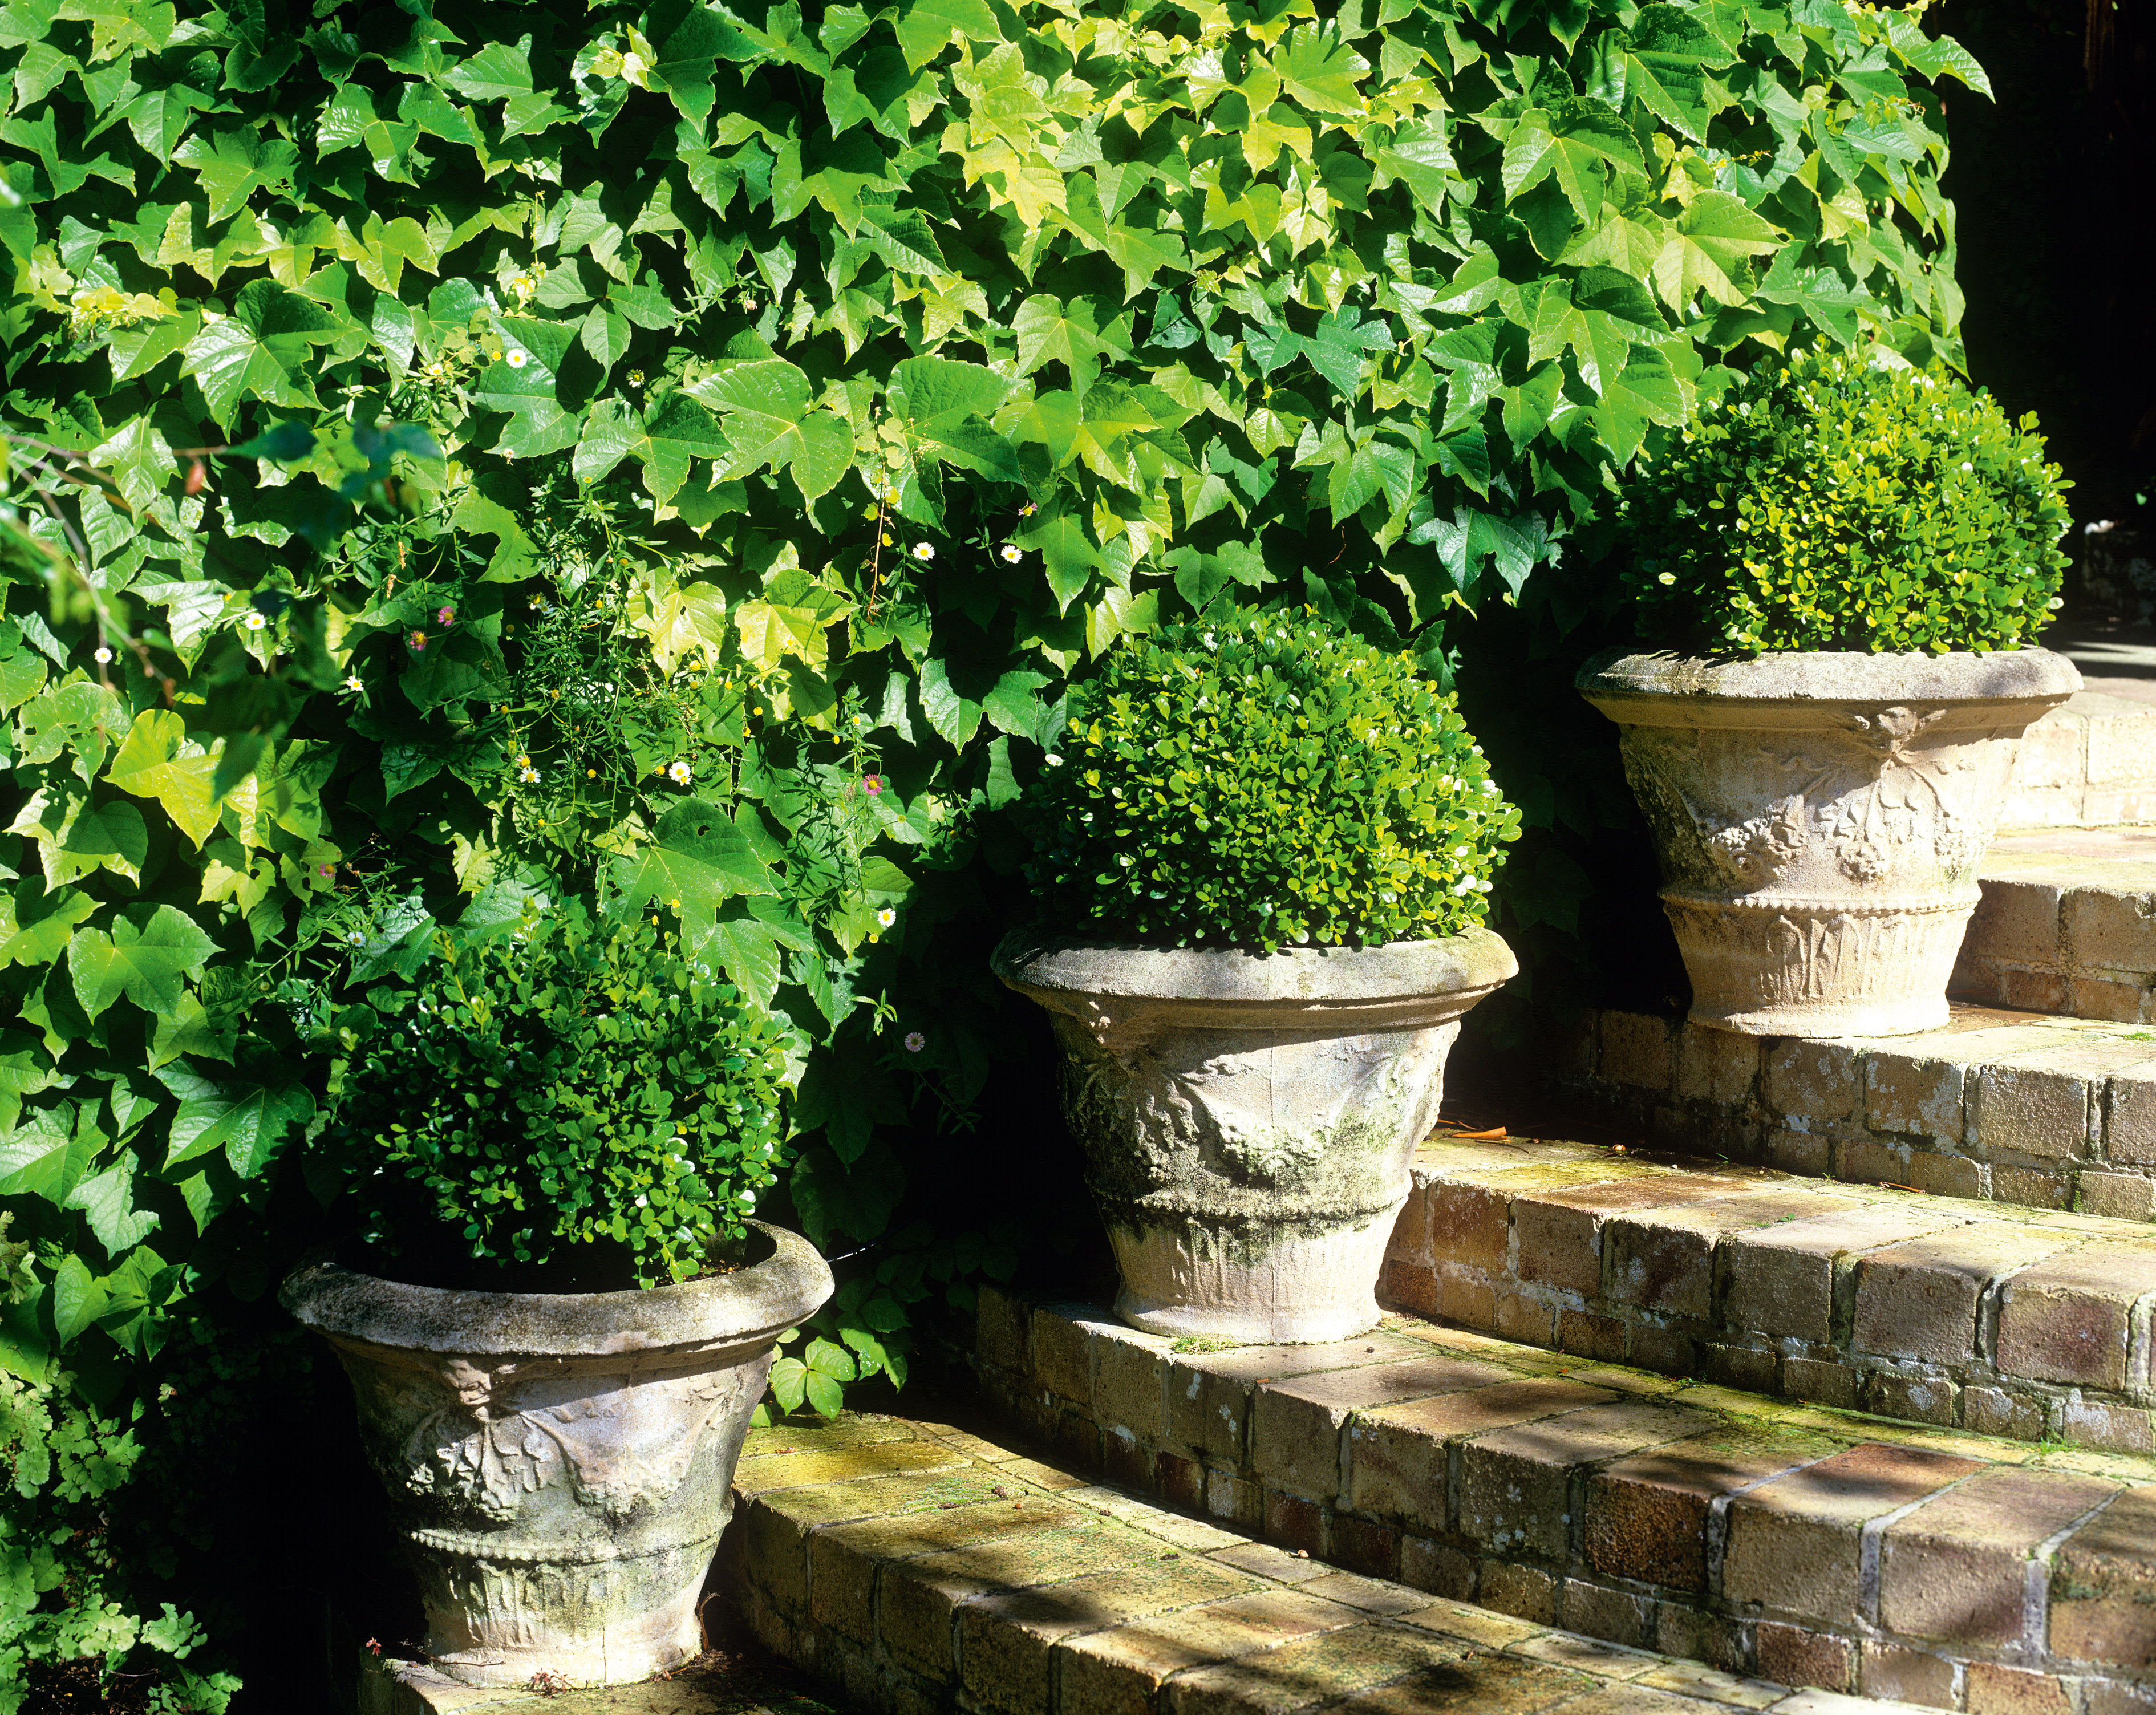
[[280, 1219, 833, 1360], [991, 923, 1518, 1009], [1576, 645, 2082, 709]]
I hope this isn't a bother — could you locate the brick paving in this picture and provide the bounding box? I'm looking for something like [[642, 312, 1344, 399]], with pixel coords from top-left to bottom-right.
[[969, 1294, 2156, 1713], [720, 1412, 1965, 1715], [1381, 1134, 2156, 1454]]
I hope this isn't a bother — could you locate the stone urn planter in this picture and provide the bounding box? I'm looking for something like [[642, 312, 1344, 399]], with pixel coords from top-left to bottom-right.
[[283, 1222, 831, 1688], [992, 927, 1517, 1344], [1578, 648, 2081, 1037]]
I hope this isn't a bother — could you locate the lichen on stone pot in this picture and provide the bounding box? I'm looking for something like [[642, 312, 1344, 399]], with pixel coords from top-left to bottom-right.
[[282, 1222, 831, 1689], [1578, 647, 2082, 1037], [993, 927, 1516, 1344]]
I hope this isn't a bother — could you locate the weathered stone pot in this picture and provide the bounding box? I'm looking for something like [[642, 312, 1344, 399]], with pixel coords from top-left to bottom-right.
[[1578, 648, 2082, 1037], [992, 927, 1517, 1344], [283, 1223, 831, 1688]]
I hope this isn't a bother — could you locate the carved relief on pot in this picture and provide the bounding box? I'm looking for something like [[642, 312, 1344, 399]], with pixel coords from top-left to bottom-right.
[[1623, 703, 2004, 898], [391, 1357, 735, 1528], [1051, 1012, 1449, 1222]]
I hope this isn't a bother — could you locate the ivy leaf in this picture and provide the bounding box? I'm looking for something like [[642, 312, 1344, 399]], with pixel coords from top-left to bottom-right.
[[1501, 94, 1642, 224], [0, 885, 96, 970], [700, 913, 783, 1009], [1651, 191, 1783, 311], [172, 122, 299, 222], [890, 356, 1012, 428], [1753, 248, 1872, 345], [1371, 118, 1456, 208], [444, 35, 535, 100], [918, 656, 984, 748], [68, 905, 218, 1023], [470, 316, 583, 460], [1013, 506, 1101, 614], [27, 799, 149, 889], [66, 1157, 159, 1255], [335, 212, 440, 295], [181, 280, 339, 427], [1012, 295, 1129, 394], [893, 0, 1000, 72], [88, 418, 176, 513], [698, 360, 856, 502], [157, 1067, 315, 1179], [610, 799, 778, 936], [0, 1104, 94, 1204], [1251, 306, 1395, 398], [1623, 5, 1729, 141], [983, 667, 1052, 739], [106, 709, 225, 846], [1590, 350, 1688, 464], [1327, 429, 1418, 521], [1412, 502, 1554, 600], [1272, 24, 1369, 115]]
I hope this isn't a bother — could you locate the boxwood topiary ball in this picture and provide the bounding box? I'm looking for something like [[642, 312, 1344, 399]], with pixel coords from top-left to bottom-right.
[[1617, 347, 2073, 656], [1019, 609, 1521, 953]]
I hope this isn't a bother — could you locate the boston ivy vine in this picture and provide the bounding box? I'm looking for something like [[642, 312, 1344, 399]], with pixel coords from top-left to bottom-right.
[[0, 0, 1984, 1695]]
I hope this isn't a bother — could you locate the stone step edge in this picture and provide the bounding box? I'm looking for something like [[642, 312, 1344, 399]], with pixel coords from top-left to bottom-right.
[[971, 1291, 2156, 1713], [719, 1411, 1946, 1715], [1562, 1003, 2156, 1223], [1381, 1134, 2156, 1455], [1956, 855, 2156, 1023]]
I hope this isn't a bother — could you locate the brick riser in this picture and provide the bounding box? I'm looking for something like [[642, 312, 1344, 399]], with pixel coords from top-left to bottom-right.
[[1568, 1006, 2156, 1224], [1954, 831, 2156, 1024], [972, 1292, 2156, 1713], [1380, 1139, 2156, 1455]]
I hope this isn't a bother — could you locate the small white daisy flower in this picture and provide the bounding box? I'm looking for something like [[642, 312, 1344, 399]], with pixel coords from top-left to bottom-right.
[[93, 646, 112, 664], [1000, 545, 1022, 563], [506, 349, 529, 368], [345, 674, 363, 692], [668, 759, 693, 785], [910, 542, 934, 561], [243, 611, 266, 632], [877, 908, 896, 927], [519, 765, 540, 783], [903, 1031, 926, 1052]]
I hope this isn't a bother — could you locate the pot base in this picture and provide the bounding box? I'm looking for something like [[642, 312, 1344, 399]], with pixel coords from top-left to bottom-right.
[[1105, 1205, 1400, 1346], [1664, 889, 1978, 1039]]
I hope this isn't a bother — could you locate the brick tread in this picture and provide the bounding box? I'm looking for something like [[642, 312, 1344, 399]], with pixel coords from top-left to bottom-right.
[[1385, 1135, 2156, 1454], [1569, 1002, 2156, 1225], [974, 1292, 2156, 1714], [719, 1411, 1959, 1715], [1957, 826, 2156, 1021]]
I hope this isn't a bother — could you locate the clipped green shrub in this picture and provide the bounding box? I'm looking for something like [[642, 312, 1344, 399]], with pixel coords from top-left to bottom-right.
[[1618, 350, 2073, 654], [1021, 611, 1520, 952], [326, 907, 789, 1290]]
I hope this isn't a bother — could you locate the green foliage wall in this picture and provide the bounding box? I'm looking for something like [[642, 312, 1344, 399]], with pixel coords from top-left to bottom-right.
[[0, 0, 1985, 1694]]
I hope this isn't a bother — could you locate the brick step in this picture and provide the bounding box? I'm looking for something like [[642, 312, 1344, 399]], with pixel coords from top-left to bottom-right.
[[723, 1409, 1954, 1715], [1957, 826, 2156, 1022], [1566, 1004, 2156, 1223], [2004, 690, 2156, 831], [970, 1292, 2156, 1713], [1381, 1135, 2156, 1453]]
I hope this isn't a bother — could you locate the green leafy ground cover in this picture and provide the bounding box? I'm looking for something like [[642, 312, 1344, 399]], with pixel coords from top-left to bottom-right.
[[0, 0, 1986, 1701]]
